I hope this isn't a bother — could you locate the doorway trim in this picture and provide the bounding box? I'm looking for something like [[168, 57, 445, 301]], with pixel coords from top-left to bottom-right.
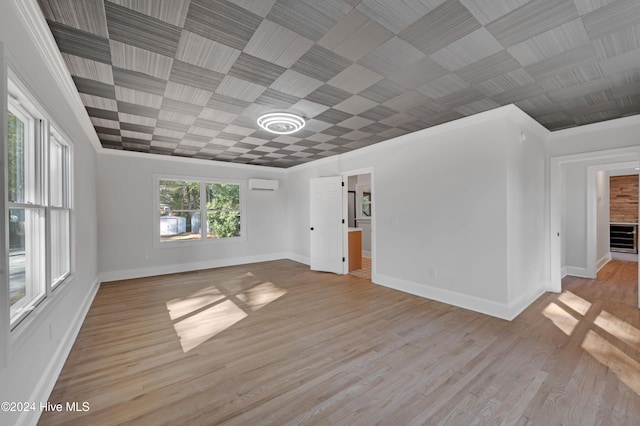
[[587, 161, 639, 277], [340, 167, 375, 280], [549, 146, 640, 308]]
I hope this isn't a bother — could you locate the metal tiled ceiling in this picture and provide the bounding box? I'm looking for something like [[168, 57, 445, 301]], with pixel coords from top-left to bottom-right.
[[38, 0, 640, 168]]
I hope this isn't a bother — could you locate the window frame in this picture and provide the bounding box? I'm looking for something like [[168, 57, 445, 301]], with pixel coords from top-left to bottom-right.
[[7, 98, 47, 326], [0, 43, 7, 366], [5, 72, 74, 330], [48, 127, 72, 289], [356, 183, 372, 219], [154, 175, 246, 248]]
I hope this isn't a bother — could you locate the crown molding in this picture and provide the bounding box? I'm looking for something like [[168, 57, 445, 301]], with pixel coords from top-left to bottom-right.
[[100, 148, 289, 173], [547, 113, 640, 140], [9, 0, 102, 152]]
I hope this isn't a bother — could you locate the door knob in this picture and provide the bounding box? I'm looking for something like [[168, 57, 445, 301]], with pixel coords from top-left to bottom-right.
[[310, 227, 314, 230]]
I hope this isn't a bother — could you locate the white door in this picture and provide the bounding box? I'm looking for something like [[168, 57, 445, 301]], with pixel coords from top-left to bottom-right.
[[310, 176, 344, 274]]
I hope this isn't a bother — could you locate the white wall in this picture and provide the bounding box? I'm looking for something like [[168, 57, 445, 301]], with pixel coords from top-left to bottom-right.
[[0, 2, 99, 425], [596, 170, 610, 270], [288, 107, 546, 318], [562, 161, 588, 271], [366, 119, 509, 305], [347, 175, 357, 191], [357, 174, 371, 186], [547, 115, 640, 157], [506, 112, 547, 311], [97, 152, 288, 280]]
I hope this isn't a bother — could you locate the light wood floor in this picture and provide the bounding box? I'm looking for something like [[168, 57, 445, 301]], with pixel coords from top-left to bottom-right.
[[40, 259, 640, 425]]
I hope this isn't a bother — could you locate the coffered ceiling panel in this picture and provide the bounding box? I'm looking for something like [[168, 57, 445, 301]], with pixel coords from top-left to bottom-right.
[[38, 0, 640, 168]]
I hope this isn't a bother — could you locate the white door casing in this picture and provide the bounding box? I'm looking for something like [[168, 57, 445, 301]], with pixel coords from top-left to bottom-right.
[[310, 176, 344, 274], [549, 146, 640, 308]]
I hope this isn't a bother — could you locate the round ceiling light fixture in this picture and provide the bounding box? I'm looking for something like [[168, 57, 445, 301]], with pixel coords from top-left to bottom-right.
[[257, 112, 305, 135]]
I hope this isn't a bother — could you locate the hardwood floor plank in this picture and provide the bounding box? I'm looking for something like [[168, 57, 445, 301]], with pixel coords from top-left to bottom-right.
[[39, 259, 640, 425]]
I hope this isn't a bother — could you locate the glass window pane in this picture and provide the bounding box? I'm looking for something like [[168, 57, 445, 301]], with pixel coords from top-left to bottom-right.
[[9, 209, 26, 306], [206, 211, 241, 239], [206, 183, 241, 239], [8, 111, 26, 203], [10, 208, 46, 324], [206, 183, 240, 210], [160, 180, 200, 211], [159, 180, 202, 242], [160, 211, 202, 242], [51, 209, 70, 286]]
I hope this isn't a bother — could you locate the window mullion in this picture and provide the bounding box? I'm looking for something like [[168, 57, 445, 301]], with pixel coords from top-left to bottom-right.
[[200, 181, 206, 240], [44, 122, 52, 296], [64, 145, 69, 208]]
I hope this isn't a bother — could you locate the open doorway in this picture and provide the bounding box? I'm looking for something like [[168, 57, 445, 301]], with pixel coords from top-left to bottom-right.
[[549, 147, 640, 308], [342, 169, 374, 281], [589, 162, 639, 274]]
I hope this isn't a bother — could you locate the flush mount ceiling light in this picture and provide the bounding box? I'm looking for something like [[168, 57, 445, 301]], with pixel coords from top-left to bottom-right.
[[257, 112, 305, 135]]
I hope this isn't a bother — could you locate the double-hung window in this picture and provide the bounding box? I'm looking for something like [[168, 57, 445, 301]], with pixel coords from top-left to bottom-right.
[[49, 128, 71, 287], [7, 80, 72, 327], [157, 178, 244, 244], [8, 102, 45, 325]]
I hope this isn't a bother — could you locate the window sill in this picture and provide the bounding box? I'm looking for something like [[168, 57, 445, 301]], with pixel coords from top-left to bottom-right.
[[9, 274, 76, 356], [155, 235, 247, 249]]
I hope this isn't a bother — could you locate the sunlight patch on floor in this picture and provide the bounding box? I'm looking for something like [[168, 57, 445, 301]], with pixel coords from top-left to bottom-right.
[[557, 291, 591, 316], [173, 300, 248, 353], [542, 302, 578, 336], [594, 310, 640, 353], [544, 285, 640, 397], [166, 276, 287, 353], [237, 281, 286, 311], [166, 286, 225, 321], [582, 330, 640, 395]]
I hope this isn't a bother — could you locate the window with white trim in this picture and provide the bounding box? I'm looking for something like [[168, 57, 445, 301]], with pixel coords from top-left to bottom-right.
[[157, 177, 244, 244], [49, 128, 71, 287], [7, 80, 72, 327]]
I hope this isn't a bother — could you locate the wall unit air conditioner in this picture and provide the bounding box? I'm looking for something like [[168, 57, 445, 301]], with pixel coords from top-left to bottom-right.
[[249, 179, 279, 191]]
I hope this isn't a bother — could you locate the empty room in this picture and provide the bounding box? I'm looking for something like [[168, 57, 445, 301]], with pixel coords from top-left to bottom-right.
[[1, 0, 640, 424]]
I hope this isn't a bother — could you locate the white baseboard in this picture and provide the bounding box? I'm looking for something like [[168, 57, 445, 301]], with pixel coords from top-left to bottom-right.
[[374, 273, 543, 320], [507, 285, 547, 320], [99, 252, 292, 282], [19, 276, 100, 426], [285, 252, 310, 265], [597, 253, 612, 272], [563, 266, 595, 279]]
